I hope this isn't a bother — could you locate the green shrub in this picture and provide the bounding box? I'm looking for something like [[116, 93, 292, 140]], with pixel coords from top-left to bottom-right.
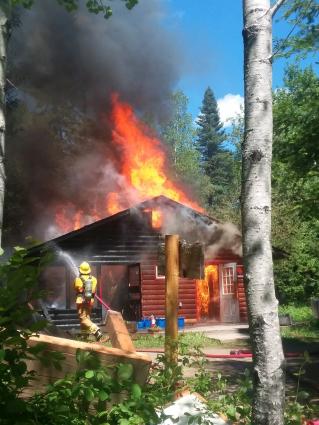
[[29, 350, 159, 425], [279, 305, 313, 322], [0, 247, 61, 424]]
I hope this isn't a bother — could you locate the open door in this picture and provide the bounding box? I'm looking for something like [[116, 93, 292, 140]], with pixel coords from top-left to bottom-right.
[[126, 264, 141, 321], [220, 263, 240, 323]]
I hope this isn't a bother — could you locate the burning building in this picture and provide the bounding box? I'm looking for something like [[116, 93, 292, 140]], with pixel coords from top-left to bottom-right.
[[33, 195, 247, 325], [9, 1, 248, 326], [24, 88, 247, 326]]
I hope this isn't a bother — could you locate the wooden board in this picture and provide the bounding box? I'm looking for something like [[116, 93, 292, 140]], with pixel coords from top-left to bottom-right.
[[24, 333, 151, 398], [105, 310, 136, 352]]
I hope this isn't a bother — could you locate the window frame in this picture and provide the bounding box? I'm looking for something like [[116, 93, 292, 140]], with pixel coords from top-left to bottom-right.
[[221, 263, 237, 296]]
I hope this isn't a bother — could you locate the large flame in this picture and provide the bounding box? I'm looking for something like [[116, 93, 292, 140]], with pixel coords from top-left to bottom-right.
[[196, 265, 218, 318], [106, 94, 202, 214], [55, 94, 202, 234]]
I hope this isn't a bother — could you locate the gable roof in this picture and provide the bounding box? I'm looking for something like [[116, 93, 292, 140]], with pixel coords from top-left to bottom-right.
[[31, 195, 219, 250]]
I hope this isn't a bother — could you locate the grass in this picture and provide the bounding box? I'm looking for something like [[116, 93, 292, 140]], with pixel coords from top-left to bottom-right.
[[281, 321, 319, 340], [130, 331, 250, 349], [279, 304, 319, 341], [131, 332, 222, 349], [279, 305, 313, 322]]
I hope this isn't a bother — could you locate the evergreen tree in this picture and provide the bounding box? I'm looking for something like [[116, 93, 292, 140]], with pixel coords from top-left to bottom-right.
[[161, 91, 213, 206], [197, 87, 235, 209], [197, 87, 225, 160]]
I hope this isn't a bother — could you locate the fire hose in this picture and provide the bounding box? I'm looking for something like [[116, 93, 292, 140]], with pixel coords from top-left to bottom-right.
[[136, 348, 304, 359], [95, 294, 111, 310]]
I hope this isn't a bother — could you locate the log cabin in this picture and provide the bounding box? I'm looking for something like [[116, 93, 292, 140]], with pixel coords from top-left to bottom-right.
[[32, 196, 247, 328]]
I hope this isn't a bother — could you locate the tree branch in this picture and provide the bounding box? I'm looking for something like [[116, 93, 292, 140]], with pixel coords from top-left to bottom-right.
[[270, 0, 287, 18]]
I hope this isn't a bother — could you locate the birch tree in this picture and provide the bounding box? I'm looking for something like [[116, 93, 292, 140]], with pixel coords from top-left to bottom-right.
[[242, 0, 286, 424], [0, 0, 138, 248], [0, 3, 10, 250]]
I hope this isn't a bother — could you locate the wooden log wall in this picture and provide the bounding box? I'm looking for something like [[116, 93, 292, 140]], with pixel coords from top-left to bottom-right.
[[141, 261, 197, 320], [236, 265, 247, 322]]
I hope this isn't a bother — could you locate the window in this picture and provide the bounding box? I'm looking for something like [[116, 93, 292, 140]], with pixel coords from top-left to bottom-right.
[[222, 264, 236, 295]]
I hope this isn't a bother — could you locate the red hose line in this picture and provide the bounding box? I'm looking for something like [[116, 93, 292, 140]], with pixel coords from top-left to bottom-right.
[[136, 348, 303, 359], [95, 294, 110, 310]]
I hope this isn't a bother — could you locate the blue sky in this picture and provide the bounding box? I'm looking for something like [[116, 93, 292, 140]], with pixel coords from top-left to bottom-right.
[[161, 0, 316, 124]]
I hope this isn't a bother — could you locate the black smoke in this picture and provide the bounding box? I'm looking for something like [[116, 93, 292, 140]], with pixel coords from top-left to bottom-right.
[[5, 0, 183, 244]]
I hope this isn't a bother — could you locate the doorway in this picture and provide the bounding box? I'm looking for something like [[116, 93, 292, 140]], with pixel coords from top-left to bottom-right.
[[219, 263, 240, 323], [196, 264, 219, 320], [99, 264, 141, 321]]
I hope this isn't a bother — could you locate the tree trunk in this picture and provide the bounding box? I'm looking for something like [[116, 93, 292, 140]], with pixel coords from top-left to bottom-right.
[[242, 1, 285, 424], [0, 3, 9, 248]]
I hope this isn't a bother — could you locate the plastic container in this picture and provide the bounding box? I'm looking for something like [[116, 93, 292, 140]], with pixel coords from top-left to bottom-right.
[[155, 317, 185, 329], [178, 317, 185, 329], [137, 320, 145, 330], [156, 318, 166, 329], [143, 318, 152, 328]]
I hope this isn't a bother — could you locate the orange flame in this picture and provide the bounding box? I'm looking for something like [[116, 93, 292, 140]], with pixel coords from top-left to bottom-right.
[[152, 209, 163, 229], [107, 94, 203, 213], [196, 265, 218, 318], [54, 94, 203, 234]]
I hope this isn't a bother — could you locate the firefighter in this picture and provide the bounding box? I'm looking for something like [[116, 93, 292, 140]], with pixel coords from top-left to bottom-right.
[[74, 261, 103, 341]]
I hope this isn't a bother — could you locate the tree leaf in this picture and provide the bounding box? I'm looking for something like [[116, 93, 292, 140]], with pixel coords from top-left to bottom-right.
[[131, 383, 142, 400], [117, 363, 133, 381], [84, 387, 94, 402], [85, 370, 94, 379], [98, 390, 109, 401]]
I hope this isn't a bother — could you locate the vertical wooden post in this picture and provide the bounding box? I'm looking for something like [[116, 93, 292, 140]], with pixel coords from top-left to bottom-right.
[[165, 234, 179, 364]]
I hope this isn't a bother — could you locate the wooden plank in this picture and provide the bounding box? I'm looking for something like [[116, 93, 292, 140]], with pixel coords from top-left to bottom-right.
[[105, 310, 136, 353], [24, 334, 152, 397]]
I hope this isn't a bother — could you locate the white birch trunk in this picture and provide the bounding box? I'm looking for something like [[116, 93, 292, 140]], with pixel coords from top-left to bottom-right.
[[0, 3, 9, 248], [242, 1, 285, 424]]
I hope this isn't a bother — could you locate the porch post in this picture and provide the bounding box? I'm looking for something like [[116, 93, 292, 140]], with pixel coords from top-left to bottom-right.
[[165, 234, 179, 365]]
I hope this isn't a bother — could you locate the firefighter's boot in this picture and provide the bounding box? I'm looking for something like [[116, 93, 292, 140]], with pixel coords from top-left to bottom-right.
[[94, 329, 103, 342]]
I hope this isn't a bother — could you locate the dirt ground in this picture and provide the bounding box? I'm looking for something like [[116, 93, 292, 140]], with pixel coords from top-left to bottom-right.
[[141, 338, 319, 412]]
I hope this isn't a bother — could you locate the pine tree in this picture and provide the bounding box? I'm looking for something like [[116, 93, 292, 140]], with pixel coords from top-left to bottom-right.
[[197, 87, 224, 160], [197, 87, 235, 209], [161, 91, 213, 206]]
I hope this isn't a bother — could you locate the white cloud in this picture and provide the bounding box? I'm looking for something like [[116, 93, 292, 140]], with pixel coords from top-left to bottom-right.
[[217, 94, 244, 128]]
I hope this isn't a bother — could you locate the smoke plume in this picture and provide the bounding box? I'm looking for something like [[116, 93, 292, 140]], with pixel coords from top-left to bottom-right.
[[6, 0, 183, 243]]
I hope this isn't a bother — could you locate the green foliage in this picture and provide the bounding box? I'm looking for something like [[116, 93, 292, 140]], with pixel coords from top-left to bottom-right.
[[279, 305, 319, 340], [161, 91, 213, 207], [284, 352, 314, 425], [273, 66, 319, 218], [29, 350, 159, 425], [207, 114, 242, 224], [0, 249, 158, 425], [132, 332, 222, 350], [197, 87, 239, 212], [273, 218, 319, 303], [206, 369, 253, 424], [281, 320, 319, 340], [0, 247, 63, 425], [9, 0, 138, 18], [197, 87, 225, 161], [279, 305, 313, 323], [275, 0, 319, 58], [272, 66, 319, 304]]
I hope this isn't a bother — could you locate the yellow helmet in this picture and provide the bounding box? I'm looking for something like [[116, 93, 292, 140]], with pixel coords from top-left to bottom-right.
[[79, 261, 91, 275]]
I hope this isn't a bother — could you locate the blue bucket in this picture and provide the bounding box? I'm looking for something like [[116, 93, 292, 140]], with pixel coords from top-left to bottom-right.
[[144, 318, 152, 328], [137, 320, 145, 329], [156, 318, 166, 329], [178, 317, 185, 329]]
